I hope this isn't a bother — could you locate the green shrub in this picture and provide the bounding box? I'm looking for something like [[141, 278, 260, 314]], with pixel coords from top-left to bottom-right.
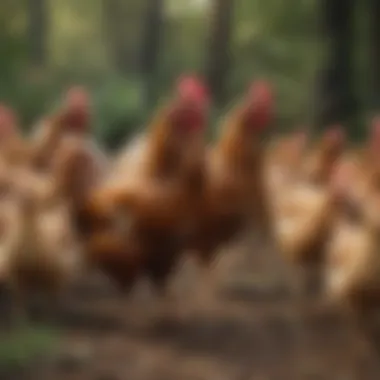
[[0, 326, 59, 371], [92, 76, 145, 150]]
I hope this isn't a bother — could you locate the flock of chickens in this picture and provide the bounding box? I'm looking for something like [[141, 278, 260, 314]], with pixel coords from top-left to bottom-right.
[[0, 76, 380, 330]]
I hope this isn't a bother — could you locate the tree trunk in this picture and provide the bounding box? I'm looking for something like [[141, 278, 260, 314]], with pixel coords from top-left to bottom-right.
[[370, 0, 380, 113], [204, 0, 234, 107], [139, 0, 165, 109], [102, 0, 129, 74], [27, 0, 48, 67], [315, 0, 356, 132]]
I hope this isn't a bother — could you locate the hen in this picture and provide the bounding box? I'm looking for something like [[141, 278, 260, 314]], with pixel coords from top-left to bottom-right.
[[272, 126, 346, 297], [72, 76, 209, 318], [0, 169, 82, 326], [323, 162, 380, 347], [187, 81, 290, 306], [29, 86, 108, 175]]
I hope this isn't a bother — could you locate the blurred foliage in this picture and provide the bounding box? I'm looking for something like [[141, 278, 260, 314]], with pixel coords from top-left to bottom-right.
[[0, 0, 369, 368], [0, 0, 370, 149], [0, 0, 372, 364], [0, 326, 59, 371]]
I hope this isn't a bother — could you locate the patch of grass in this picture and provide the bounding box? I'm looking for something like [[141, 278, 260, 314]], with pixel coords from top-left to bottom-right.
[[0, 326, 60, 370]]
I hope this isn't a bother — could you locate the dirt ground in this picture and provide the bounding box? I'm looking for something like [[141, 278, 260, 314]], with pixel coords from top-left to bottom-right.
[[2, 246, 380, 380]]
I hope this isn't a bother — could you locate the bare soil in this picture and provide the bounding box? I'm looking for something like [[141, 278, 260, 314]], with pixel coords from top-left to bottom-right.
[[1, 247, 380, 380]]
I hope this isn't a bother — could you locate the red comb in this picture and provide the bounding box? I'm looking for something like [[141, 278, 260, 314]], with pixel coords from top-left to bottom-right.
[[243, 80, 274, 130], [249, 80, 273, 103], [0, 104, 16, 136], [330, 162, 352, 196], [177, 75, 209, 104], [60, 87, 90, 131], [294, 129, 307, 140], [368, 117, 380, 156], [324, 125, 345, 144], [371, 116, 380, 136], [171, 76, 209, 132], [291, 130, 308, 149], [65, 86, 89, 109]]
